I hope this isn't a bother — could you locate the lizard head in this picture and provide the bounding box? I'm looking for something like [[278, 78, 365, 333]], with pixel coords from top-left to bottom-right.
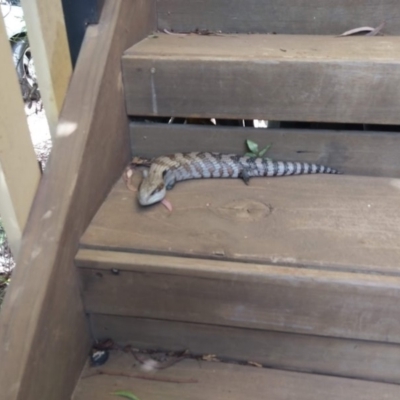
[[138, 169, 166, 206]]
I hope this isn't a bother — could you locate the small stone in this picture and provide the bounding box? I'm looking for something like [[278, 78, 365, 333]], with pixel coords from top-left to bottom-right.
[[90, 350, 109, 367]]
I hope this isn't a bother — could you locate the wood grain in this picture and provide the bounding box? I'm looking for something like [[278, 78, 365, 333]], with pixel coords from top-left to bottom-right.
[[0, 16, 40, 257], [76, 249, 400, 343], [130, 123, 400, 177], [157, 0, 399, 35], [80, 175, 400, 275], [123, 34, 400, 124], [0, 1, 155, 400], [91, 313, 400, 384], [72, 352, 400, 400]]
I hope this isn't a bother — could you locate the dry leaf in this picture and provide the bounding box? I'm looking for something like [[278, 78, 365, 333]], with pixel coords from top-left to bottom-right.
[[140, 359, 160, 372], [130, 156, 153, 167], [248, 361, 263, 368], [123, 168, 137, 193], [337, 26, 375, 37], [338, 23, 385, 37], [163, 29, 187, 37], [202, 354, 219, 362]]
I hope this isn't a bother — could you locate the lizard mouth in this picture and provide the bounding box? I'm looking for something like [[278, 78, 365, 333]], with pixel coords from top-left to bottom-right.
[[138, 190, 166, 206]]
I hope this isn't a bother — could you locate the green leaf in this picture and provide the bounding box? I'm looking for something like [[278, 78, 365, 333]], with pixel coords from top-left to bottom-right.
[[258, 144, 272, 157], [258, 149, 267, 157], [245, 152, 256, 157], [112, 391, 141, 400], [246, 140, 259, 154]]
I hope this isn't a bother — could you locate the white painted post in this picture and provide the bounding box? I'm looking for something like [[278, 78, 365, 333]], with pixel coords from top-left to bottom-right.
[[0, 16, 40, 258], [20, 0, 72, 139]]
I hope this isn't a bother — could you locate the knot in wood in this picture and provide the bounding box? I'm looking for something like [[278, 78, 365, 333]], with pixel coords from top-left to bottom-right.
[[214, 200, 272, 222]]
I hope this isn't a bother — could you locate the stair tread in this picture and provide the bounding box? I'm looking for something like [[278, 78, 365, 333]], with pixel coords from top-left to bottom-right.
[[73, 350, 400, 400], [122, 33, 400, 124], [80, 174, 400, 275], [125, 34, 400, 62], [87, 314, 400, 384], [77, 174, 400, 346]]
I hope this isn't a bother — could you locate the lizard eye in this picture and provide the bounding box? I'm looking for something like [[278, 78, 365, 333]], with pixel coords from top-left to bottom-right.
[[150, 183, 165, 197]]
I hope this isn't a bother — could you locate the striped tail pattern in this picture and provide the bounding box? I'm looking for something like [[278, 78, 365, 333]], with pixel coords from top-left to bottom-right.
[[137, 152, 340, 206]]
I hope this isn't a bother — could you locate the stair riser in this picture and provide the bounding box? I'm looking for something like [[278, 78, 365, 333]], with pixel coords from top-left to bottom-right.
[[129, 123, 400, 178], [77, 251, 400, 344], [157, 0, 399, 35], [123, 35, 400, 124]]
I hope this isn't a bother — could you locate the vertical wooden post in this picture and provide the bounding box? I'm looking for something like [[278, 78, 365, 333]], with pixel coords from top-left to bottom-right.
[[0, 2, 156, 399], [20, 0, 72, 138], [0, 16, 40, 258]]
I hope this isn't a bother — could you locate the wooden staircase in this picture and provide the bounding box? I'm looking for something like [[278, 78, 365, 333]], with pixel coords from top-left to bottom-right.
[[2, 1, 400, 399], [73, 1, 400, 398]]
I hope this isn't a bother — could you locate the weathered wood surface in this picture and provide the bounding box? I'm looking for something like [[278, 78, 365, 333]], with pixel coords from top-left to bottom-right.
[[130, 123, 400, 178], [91, 314, 400, 384], [0, 1, 155, 400], [73, 352, 400, 400], [76, 249, 400, 343], [157, 0, 398, 35], [21, 0, 72, 138], [123, 34, 400, 124], [80, 175, 400, 275], [0, 16, 40, 257]]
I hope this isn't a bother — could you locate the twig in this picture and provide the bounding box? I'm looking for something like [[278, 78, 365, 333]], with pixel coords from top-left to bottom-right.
[[131, 351, 146, 364], [163, 29, 187, 37], [82, 369, 198, 384], [366, 21, 385, 36], [162, 28, 234, 37], [156, 355, 187, 370]]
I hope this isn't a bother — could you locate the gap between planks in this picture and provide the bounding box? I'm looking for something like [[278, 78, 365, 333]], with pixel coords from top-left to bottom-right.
[[87, 313, 400, 384]]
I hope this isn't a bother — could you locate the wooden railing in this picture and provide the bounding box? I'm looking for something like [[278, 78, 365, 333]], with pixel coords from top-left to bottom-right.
[[0, 0, 71, 258], [0, 2, 147, 398]]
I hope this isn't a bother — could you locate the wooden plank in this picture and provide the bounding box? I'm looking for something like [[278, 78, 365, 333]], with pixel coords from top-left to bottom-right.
[[76, 249, 400, 343], [157, 0, 399, 35], [73, 352, 400, 400], [123, 34, 400, 124], [0, 1, 155, 400], [80, 174, 400, 275], [0, 15, 41, 257], [21, 0, 72, 138], [130, 123, 400, 178], [91, 314, 400, 384]]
